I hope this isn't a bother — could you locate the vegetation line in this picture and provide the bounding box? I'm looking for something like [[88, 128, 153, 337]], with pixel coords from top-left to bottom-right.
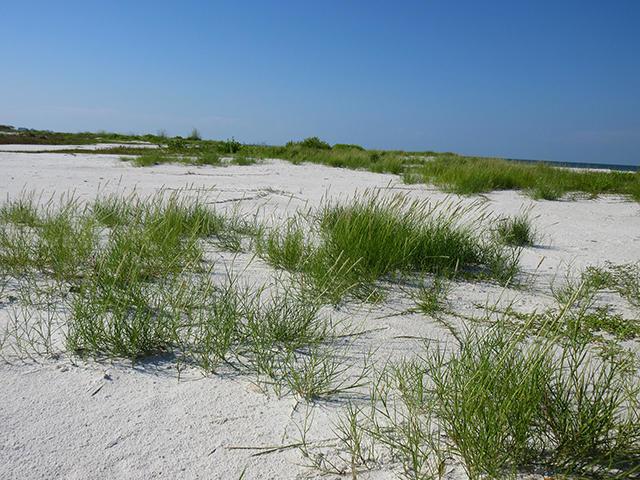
[[1, 126, 638, 202]]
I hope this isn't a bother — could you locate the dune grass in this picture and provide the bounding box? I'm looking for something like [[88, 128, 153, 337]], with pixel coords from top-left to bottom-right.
[[0, 192, 369, 401], [414, 276, 451, 315], [412, 155, 640, 201], [494, 210, 537, 246], [301, 308, 640, 479], [0, 200, 97, 280], [318, 194, 516, 281], [125, 142, 640, 204], [542, 262, 640, 347], [258, 193, 520, 302], [5, 127, 637, 201], [0, 196, 42, 227], [1, 187, 639, 477], [431, 318, 640, 478]]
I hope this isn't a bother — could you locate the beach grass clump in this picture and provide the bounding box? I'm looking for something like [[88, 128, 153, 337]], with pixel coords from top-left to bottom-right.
[[428, 326, 551, 478], [256, 220, 311, 272], [413, 155, 640, 201], [0, 199, 97, 280], [367, 155, 405, 175], [430, 319, 640, 478], [258, 194, 520, 302], [195, 151, 222, 166], [143, 195, 225, 238], [280, 346, 368, 401], [128, 149, 175, 167], [0, 192, 251, 283], [68, 271, 335, 383], [34, 208, 97, 279], [176, 280, 244, 372], [243, 289, 326, 354], [318, 193, 519, 284], [310, 313, 640, 479], [494, 211, 537, 246], [219, 137, 242, 154], [1, 190, 251, 293], [67, 270, 183, 358], [230, 154, 257, 166], [65, 239, 337, 374], [541, 342, 640, 473], [0, 196, 41, 227], [0, 224, 38, 273], [92, 195, 136, 227], [98, 217, 202, 285]]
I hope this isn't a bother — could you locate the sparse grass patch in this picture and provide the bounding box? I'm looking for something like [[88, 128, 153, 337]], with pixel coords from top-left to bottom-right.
[[35, 208, 97, 280], [0, 196, 41, 227], [541, 263, 640, 348], [304, 314, 640, 479], [67, 269, 184, 359], [92, 195, 134, 227], [0, 192, 364, 404], [585, 262, 640, 308], [414, 276, 451, 315], [127, 149, 175, 167], [0, 199, 97, 280], [280, 346, 368, 401], [230, 154, 257, 166], [428, 326, 550, 478]]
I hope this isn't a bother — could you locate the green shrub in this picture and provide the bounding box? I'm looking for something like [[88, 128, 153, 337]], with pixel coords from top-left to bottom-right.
[[332, 143, 365, 151], [287, 137, 331, 150], [220, 137, 242, 153]]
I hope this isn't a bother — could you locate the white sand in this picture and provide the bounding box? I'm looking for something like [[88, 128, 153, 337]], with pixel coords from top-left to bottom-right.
[[1, 147, 639, 479], [0, 143, 158, 152]]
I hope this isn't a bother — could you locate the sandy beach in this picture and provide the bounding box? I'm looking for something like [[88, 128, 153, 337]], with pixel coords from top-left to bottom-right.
[[1, 147, 639, 480]]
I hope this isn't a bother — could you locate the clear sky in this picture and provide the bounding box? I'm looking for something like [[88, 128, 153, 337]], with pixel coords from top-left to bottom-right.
[[1, 1, 639, 165]]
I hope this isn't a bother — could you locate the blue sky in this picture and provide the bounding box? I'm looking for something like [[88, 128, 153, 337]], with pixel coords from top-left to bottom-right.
[[1, 1, 639, 165]]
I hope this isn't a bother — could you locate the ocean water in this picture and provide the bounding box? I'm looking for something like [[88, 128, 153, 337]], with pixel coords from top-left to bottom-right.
[[506, 158, 638, 172]]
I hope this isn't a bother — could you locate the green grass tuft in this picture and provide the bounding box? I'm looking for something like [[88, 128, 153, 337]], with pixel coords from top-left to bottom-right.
[[494, 211, 537, 246]]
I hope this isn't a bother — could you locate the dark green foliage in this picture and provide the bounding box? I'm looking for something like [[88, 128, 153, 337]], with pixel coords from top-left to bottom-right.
[[196, 151, 221, 165], [287, 137, 331, 150], [220, 137, 242, 153], [332, 143, 365, 151]]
